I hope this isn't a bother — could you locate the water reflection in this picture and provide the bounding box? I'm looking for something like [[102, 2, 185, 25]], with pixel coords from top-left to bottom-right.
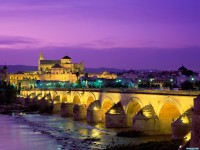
[[0, 114, 172, 150]]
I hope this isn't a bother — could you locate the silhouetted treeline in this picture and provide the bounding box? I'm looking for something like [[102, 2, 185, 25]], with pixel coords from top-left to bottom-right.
[[0, 82, 18, 105]]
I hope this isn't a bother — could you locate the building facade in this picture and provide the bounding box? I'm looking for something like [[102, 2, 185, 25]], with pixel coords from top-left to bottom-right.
[[9, 53, 84, 89], [38, 52, 84, 74]]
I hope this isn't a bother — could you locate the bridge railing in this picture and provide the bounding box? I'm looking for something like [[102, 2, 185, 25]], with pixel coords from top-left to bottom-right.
[[20, 88, 200, 96]]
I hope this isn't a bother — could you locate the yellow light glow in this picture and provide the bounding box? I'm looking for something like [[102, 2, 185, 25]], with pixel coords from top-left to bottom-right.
[[184, 132, 191, 141], [92, 131, 99, 137], [109, 109, 116, 114], [143, 111, 151, 118], [181, 116, 189, 124], [94, 107, 98, 110]]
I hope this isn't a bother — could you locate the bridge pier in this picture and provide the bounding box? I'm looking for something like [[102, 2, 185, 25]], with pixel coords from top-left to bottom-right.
[[16, 97, 26, 105], [87, 109, 103, 123], [87, 100, 103, 123], [61, 103, 74, 117], [39, 99, 53, 114], [73, 104, 87, 120], [171, 109, 192, 140], [52, 102, 61, 114], [105, 102, 128, 128], [132, 105, 162, 135], [190, 96, 200, 147]]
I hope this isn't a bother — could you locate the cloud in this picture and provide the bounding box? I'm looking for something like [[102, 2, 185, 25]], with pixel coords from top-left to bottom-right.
[[0, 36, 38, 45]]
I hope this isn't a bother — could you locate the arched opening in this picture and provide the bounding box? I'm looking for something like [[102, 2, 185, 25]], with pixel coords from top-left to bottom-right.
[[53, 95, 60, 104], [73, 95, 81, 105], [62, 95, 68, 103], [126, 100, 142, 126], [86, 96, 95, 108], [102, 98, 113, 114], [159, 103, 181, 134], [37, 94, 43, 100], [44, 94, 52, 103]]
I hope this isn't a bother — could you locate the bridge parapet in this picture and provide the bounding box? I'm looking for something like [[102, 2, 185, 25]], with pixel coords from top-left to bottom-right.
[[21, 88, 200, 96]]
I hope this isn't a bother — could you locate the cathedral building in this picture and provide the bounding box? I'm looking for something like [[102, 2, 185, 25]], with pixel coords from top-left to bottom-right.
[[38, 53, 84, 74], [8, 52, 117, 90], [9, 53, 84, 89]]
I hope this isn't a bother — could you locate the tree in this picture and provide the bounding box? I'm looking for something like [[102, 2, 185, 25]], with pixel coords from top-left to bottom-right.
[[181, 80, 194, 90]]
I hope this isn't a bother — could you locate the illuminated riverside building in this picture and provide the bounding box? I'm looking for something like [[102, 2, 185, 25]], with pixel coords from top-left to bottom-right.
[[8, 52, 117, 89]]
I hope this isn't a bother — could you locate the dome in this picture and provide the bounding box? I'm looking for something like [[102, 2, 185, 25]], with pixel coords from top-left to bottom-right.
[[52, 64, 63, 68], [3, 65, 7, 70], [62, 56, 71, 59]]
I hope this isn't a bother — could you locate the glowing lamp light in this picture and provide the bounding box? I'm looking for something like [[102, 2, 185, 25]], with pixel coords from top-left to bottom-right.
[[92, 131, 99, 137], [94, 107, 98, 110], [181, 116, 189, 124], [184, 132, 191, 141], [150, 79, 153, 82], [109, 109, 116, 114]]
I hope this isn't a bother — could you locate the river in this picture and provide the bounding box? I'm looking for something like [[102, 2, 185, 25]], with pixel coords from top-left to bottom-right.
[[0, 114, 171, 150]]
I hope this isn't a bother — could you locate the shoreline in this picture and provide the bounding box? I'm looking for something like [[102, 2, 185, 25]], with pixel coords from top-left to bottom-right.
[[0, 105, 183, 149]]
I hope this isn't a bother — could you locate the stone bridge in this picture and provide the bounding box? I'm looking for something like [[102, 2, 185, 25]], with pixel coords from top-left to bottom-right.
[[19, 88, 199, 137]]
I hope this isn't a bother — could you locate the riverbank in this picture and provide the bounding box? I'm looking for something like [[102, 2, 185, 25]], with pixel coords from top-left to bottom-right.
[[0, 114, 63, 150], [0, 104, 26, 114], [0, 113, 173, 149], [106, 140, 182, 150]]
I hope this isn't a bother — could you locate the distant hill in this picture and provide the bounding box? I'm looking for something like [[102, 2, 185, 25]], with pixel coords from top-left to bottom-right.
[[0, 65, 125, 73], [0, 65, 163, 74], [85, 67, 125, 73], [0, 65, 37, 73]]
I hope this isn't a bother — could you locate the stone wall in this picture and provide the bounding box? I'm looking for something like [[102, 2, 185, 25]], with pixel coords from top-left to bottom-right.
[[190, 96, 200, 148], [106, 114, 127, 128]]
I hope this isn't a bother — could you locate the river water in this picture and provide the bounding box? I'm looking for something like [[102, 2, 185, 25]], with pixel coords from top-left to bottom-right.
[[0, 114, 171, 150]]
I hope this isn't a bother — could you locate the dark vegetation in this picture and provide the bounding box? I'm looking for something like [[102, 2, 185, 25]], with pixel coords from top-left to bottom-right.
[[0, 81, 18, 105], [107, 140, 182, 150], [181, 80, 200, 90], [116, 130, 142, 137]]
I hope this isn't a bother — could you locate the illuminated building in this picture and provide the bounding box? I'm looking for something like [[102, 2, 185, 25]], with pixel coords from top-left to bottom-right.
[[38, 52, 84, 74], [9, 53, 84, 88], [8, 53, 117, 89]]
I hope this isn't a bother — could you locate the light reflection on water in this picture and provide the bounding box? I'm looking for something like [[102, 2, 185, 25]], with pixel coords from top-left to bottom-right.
[[0, 114, 172, 150]]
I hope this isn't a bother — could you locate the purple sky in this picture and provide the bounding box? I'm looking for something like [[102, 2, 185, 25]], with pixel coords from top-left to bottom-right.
[[0, 0, 200, 70]]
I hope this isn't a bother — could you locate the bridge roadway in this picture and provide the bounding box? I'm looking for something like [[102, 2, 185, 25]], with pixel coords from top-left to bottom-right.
[[20, 88, 199, 136]]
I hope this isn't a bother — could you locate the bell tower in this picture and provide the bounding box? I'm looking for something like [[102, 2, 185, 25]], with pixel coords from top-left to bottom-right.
[[38, 52, 44, 71]]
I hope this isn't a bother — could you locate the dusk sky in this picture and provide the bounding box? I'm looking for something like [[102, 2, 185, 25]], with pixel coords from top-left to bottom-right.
[[0, 0, 200, 70]]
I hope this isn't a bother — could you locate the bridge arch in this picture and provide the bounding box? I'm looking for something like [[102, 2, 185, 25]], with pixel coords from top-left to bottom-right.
[[28, 93, 36, 99], [156, 97, 184, 116], [86, 92, 96, 108], [72, 92, 81, 105], [157, 97, 183, 134], [43, 93, 52, 102], [61, 92, 70, 103], [125, 97, 144, 127], [101, 96, 114, 114], [35, 93, 43, 100], [125, 97, 143, 114]]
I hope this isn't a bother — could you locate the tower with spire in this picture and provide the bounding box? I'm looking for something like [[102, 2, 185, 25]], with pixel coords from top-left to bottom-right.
[[38, 52, 44, 71]]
